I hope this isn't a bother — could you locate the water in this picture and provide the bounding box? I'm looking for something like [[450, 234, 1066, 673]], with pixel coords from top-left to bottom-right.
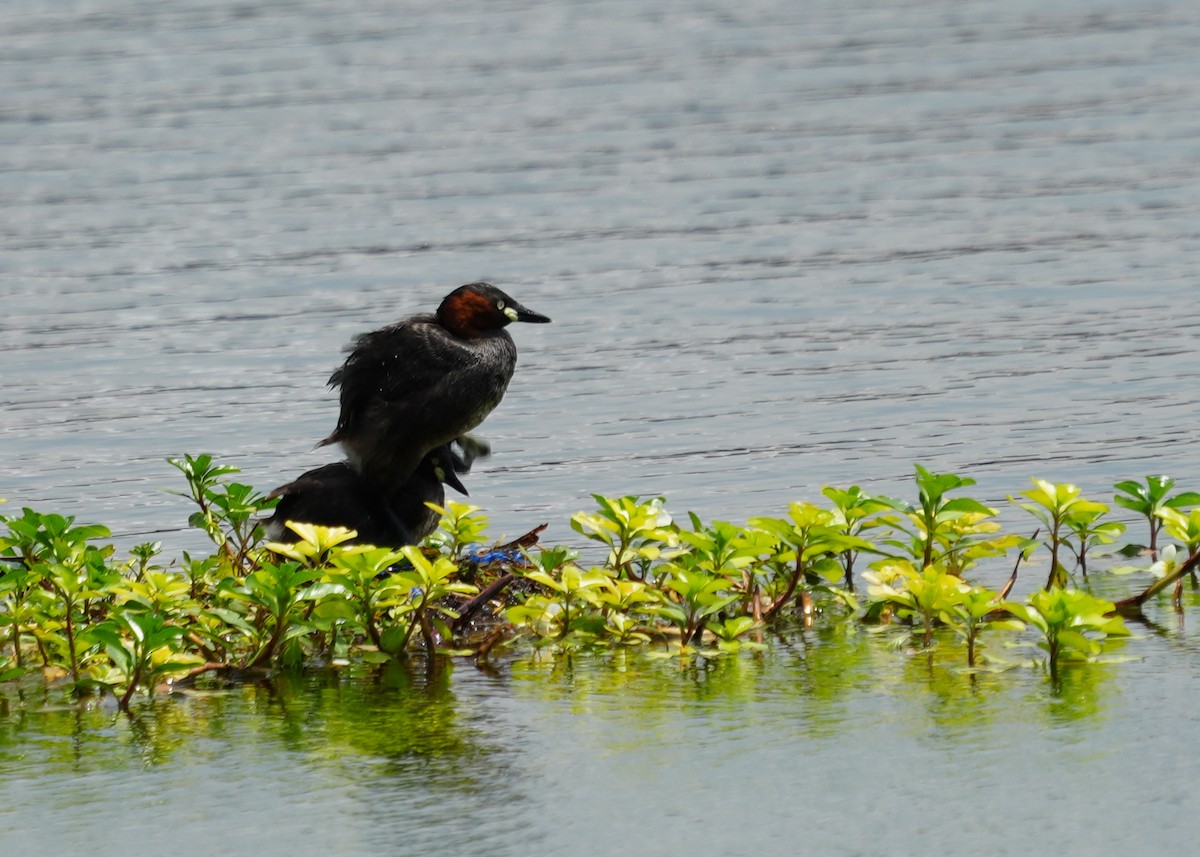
[[4, 631, 1200, 857], [3, 0, 1200, 853]]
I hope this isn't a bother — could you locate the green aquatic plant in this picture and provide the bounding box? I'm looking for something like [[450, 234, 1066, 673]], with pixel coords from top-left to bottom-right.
[[866, 558, 1028, 667], [220, 557, 325, 668], [91, 606, 203, 710], [570, 494, 679, 580], [677, 513, 776, 619], [3, 457, 1199, 710], [0, 510, 61, 675], [0, 509, 118, 692], [748, 502, 868, 622], [587, 554, 661, 646], [1006, 589, 1128, 681], [426, 500, 491, 558], [879, 465, 1012, 574], [313, 542, 409, 657], [650, 562, 742, 651], [267, 525, 477, 658], [1064, 508, 1125, 579], [506, 558, 610, 643], [864, 560, 967, 648], [1010, 479, 1111, 589], [0, 555, 37, 679], [703, 615, 763, 653], [499, 544, 645, 647], [388, 546, 478, 654], [821, 484, 891, 589], [1156, 507, 1200, 556], [112, 567, 199, 623], [595, 581, 657, 646], [128, 540, 164, 582], [1113, 475, 1200, 560], [168, 453, 276, 570], [939, 585, 1024, 668], [509, 512, 772, 654], [1105, 495, 1200, 607], [0, 507, 111, 564], [39, 559, 117, 691]]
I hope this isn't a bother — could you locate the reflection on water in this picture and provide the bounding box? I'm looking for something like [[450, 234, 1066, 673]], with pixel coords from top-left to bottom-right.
[[0, 613, 1197, 855], [0, 661, 528, 855], [504, 620, 1117, 738], [0, 660, 485, 774]]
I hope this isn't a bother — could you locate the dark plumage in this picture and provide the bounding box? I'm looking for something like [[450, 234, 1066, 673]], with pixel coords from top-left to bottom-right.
[[265, 439, 486, 547], [319, 283, 550, 485]]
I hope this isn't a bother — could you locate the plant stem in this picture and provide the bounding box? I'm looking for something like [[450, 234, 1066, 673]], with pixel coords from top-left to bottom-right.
[[997, 531, 1035, 602], [1046, 518, 1066, 590], [763, 555, 804, 622], [1113, 547, 1200, 613], [10, 622, 21, 670], [395, 593, 425, 654], [248, 614, 286, 669], [419, 613, 437, 654], [357, 585, 383, 651], [118, 663, 142, 712], [63, 598, 79, 689], [451, 574, 516, 634]]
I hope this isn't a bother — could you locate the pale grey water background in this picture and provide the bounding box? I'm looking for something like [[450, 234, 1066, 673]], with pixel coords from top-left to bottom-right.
[[3, 0, 1200, 854]]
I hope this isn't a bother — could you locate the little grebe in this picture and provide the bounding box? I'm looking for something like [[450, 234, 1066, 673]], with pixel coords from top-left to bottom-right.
[[319, 283, 550, 484]]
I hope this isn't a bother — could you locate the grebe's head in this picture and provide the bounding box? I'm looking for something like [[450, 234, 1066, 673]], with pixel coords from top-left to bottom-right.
[[436, 283, 551, 338]]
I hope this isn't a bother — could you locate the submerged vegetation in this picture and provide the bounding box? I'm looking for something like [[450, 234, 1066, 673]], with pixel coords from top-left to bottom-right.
[[2, 457, 1199, 710]]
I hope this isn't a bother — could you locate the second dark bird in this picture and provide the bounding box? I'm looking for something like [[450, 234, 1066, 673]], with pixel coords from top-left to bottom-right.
[[265, 437, 488, 547]]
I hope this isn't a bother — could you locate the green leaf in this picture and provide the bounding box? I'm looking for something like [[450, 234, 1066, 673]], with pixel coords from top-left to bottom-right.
[[379, 626, 410, 655], [939, 497, 995, 517], [312, 599, 359, 622], [1056, 629, 1101, 657]]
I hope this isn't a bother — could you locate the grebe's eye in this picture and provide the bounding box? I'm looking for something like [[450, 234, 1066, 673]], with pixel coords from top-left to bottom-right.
[[496, 300, 505, 310]]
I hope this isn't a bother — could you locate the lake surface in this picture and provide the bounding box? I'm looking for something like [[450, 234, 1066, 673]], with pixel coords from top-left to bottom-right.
[[3, 0, 1200, 853]]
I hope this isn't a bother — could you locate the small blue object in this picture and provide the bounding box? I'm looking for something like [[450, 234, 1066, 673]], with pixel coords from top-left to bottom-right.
[[465, 546, 526, 565]]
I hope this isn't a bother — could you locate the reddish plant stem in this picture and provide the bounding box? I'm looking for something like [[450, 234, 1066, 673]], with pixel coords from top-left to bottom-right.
[[1113, 547, 1200, 614]]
